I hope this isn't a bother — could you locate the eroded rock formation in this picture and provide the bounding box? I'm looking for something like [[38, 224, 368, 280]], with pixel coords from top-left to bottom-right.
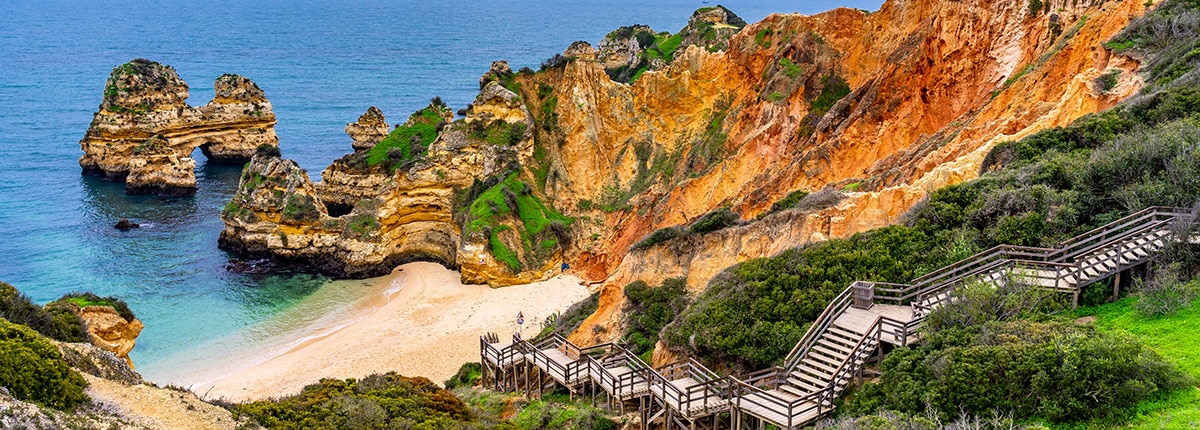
[[345, 106, 389, 151], [77, 306, 144, 369], [219, 0, 1150, 308], [79, 58, 278, 196]]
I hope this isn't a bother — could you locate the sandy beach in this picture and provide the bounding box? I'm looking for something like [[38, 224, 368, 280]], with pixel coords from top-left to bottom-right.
[[189, 262, 589, 402]]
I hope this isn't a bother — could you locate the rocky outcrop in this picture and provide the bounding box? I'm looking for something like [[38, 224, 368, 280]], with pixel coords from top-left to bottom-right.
[[221, 0, 1148, 298], [77, 306, 144, 370], [79, 59, 278, 196], [345, 106, 390, 151], [220, 94, 546, 283]]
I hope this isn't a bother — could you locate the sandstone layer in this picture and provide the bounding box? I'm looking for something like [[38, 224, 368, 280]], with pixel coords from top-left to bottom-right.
[[220, 0, 1149, 308], [79, 59, 278, 196], [220, 88, 550, 283], [77, 306, 144, 369]]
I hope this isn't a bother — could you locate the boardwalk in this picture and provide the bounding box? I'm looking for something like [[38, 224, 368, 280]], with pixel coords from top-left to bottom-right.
[[480, 207, 1193, 429]]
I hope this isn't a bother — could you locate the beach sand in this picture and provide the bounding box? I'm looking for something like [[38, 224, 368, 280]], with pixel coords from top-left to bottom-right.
[[191, 261, 588, 402]]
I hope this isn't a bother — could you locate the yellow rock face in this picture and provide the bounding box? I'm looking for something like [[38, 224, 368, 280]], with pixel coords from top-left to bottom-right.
[[556, 0, 1150, 342], [78, 306, 144, 369], [79, 59, 278, 195]]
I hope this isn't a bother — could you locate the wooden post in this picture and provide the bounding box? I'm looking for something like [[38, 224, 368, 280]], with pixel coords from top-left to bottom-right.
[[1112, 270, 1122, 302]]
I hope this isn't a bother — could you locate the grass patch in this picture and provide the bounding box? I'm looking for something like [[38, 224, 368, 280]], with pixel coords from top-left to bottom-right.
[[779, 57, 804, 79], [364, 105, 446, 170], [466, 173, 572, 272], [810, 73, 851, 116], [1078, 296, 1200, 380]]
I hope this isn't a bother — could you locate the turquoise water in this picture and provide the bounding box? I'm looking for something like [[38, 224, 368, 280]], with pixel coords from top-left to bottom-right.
[[0, 0, 880, 383]]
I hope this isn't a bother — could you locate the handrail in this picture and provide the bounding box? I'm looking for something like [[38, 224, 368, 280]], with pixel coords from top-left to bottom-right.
[[782, 283, 856, 370], [481, 206, 1195, 430]]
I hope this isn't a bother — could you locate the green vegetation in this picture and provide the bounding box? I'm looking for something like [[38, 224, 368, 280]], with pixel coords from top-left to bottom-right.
[[685, 95, 733, 177], [810, 74, 851, 116], [56, 292, 135, 321], [766, 92, 785, 103], [779, 57, 804, 79], [0, 282, 87, 343], [471, 120, 527, 147], [365, 104, 447, 171], [845, 319, 1187, 423], [455, 389, 618, 430], [1029, 0, 1045, 17], [1096, 68, 1121, 93], [510, 392, 618, 430], [282, 194, 321, 223], [689, 207, 738, 234], [1105, 0, 1200, 92], [256, 143, 281, 158], [231, 372, 492, 429], [766, 189, 810, 214], [631, 227, 683, 251], [346, 213, 381, 239], [444, 362, 482, 390], [755, 27, 774, 49], [0, 319, 89, 411], [465, 173, 571, 272], [622, 279, 690, 359]]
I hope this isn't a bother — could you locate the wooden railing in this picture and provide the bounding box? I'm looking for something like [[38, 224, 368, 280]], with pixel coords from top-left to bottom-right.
[[485, 206, 1195, 429]]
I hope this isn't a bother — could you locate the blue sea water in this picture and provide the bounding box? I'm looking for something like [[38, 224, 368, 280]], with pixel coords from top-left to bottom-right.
[[0, 0, 881, 383]]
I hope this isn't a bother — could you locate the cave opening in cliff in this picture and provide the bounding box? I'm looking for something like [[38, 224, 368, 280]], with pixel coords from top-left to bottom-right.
[[325, 202, 353, 217]]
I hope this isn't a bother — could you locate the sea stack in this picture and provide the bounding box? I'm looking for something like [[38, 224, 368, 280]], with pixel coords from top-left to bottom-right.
[[79, 58, 279, 196]]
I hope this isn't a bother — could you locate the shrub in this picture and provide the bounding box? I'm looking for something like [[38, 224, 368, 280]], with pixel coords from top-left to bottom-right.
[[444, 362, 482, 390], [0, 319, 89, 411], [767, 189, 810, 214], [689, 207, 738, 234], [843, 320, 1190, 423], [232, 372, 479, 429], [631, 226, 682, 251], [1135, 263, 1200, 316], [281, 194, 321, 223], [537, 293, 599, 340], [255, 144, 281, 158], [0, 282, 87, 342], [621, 279, 690, 356], [55, 292, 135, 322]]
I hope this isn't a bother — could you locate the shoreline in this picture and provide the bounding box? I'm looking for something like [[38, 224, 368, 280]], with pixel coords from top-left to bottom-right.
[[187, 262, 588, 402]]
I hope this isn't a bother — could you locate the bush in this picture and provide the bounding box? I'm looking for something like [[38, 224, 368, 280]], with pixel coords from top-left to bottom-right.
[[255, 144, 281, 158], [843, 320, 1190, 423], [1135, 263, 1200, 316], [621, 279, 689, 356], [281, 194, 321, 223], [444, 362, 482, 390], [55, 292, 136, 322], [537, 293, 599, 340], [232, 372, 481, 429], [0, 319, 89, 411], [766, 189, 809, 214], [689, 207, 738, 234], [0, 282, 87, 342], [631, 227, 682, 251]]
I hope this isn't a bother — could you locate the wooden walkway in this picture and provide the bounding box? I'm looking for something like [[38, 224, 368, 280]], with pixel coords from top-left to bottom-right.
[[480, 207, 1194, 430]]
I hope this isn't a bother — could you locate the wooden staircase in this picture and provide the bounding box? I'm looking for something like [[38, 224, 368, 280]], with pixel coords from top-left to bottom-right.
[[480, 206, 1195, 430]]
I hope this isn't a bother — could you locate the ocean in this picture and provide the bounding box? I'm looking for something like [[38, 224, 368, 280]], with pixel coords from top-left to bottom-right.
[[0, 0, 880, 384]]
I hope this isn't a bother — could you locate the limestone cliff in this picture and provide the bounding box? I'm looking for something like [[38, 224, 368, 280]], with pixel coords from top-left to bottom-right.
[[80, 59, 278, 196], [220, 0, 1149, 300], [220, 91, 557, 284], [535, 0, 1152, 344]]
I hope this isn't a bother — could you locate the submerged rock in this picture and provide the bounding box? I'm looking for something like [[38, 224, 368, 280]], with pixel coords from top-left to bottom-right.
[[79, 58, 279, 196], [113, 218, 140, 230]]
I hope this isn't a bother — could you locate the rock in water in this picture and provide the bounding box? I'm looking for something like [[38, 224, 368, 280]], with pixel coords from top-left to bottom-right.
[[113, 218, 140, 230], [78, 58, 279, 196], [345, 106, 390, 151], [77, 306, 144, 370]]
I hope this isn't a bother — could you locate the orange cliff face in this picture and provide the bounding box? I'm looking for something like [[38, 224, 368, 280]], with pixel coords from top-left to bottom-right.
[[550, 0, 1151, 346]]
